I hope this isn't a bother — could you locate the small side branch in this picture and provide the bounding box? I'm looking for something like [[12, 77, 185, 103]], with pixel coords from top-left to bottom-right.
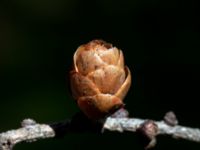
[[1, 116, 200, 150]]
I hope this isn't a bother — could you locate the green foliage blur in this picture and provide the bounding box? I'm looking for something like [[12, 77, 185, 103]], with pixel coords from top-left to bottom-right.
[[0, 0, 200, 150]]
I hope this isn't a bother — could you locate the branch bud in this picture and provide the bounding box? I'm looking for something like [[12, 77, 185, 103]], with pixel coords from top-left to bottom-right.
[[70, 40, 131, 119]]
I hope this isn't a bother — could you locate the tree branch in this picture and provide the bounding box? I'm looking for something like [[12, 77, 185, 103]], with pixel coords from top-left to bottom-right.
[[0, 119, 55, 150], [104, 118, 200, 142], [1, 113, 200, 150]]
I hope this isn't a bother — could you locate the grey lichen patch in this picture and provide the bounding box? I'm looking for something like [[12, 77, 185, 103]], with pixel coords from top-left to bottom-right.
[[21, 119, 36, 127]]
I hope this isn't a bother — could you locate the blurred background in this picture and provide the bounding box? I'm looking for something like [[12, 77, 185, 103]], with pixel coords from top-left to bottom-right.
[[0, 0, 200, 149]]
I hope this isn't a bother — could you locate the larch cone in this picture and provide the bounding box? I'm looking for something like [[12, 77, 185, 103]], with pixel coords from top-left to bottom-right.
[[70, 40, 131, 119]]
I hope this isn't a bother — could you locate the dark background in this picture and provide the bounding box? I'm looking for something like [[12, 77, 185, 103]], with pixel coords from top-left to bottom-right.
[[0, 0, 200, 149]]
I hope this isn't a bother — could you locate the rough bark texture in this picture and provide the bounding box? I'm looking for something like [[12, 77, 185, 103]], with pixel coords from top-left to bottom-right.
[[1, 115, 200, 150]]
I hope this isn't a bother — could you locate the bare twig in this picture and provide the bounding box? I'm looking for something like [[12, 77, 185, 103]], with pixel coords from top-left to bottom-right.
[[104, 118, 200, 142], [0, 119, 55, 150], [1, 116, 200, 150]]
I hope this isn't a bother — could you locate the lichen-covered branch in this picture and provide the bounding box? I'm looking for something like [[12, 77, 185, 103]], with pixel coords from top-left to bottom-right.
[[1, 115, 200, 150], [0, 119, 55, 150], [104, 118, 200, 142]]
